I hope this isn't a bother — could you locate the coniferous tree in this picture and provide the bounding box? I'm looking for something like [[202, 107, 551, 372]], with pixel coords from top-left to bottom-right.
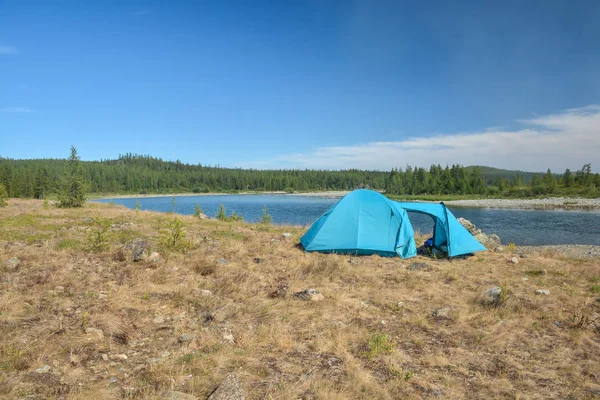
[[58, 146, 87, 208], [0, 183, 8, 207]]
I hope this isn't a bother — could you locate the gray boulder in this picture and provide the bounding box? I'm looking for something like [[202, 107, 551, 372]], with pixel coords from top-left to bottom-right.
[[125, 239, 151, 262], [208, 373, 245, 400], [294, 289, 324, 301], [479, 286, 503, 306], [4, 257, 21, 271], [535, 289, 550, 296], [459, 218, 502, 249]]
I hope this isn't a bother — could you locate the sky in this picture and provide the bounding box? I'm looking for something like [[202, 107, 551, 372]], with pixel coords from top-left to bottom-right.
[[1, 0, 599, 172]]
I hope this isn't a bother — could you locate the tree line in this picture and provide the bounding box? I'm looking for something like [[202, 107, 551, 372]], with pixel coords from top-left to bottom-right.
[[0, 151, 598, 200]]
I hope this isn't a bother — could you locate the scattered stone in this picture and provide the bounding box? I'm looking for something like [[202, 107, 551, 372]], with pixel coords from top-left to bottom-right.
[[153, 316, 165, 324], [110, 354, 128, 361], [510, 257, 519, 264], [282, 233, 292, 239], [55, 286, 65, 292], [459, 218, 502, 249], [149, 252, 160, 262], [4, 257, 21, 271], [535, 289, 550, 296], [479, 286, 503, 306], [222, 333, 235, 344], [198, 213, 210, 220], [432, 306, 458, 320], [494, 246, 505, 252], [125, 239, 151, 262], [253, 257, 265, 264], [85, 327, 104, 341], [163, 391, 197, 400], [101, 354, 109, 361], [268, 284, 288, 298], [209, 302, 241, 323], [519, 253, 528, 259], [407, 262, 431, 271], [349, 258, 361, 265], [35, 365, 51, 374], [216, 258, 229, 265], [178, 333, 196, 344], [294, 289, 324, 302], [192, 289, 213, 297], [208, 373, 245, 400], [522, 277, 529, 281], [84, 217, 94, 223]]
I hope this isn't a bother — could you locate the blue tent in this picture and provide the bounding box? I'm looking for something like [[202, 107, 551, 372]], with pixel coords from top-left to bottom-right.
[[392, 201, 487, 257], [300, 189, 417, 258]]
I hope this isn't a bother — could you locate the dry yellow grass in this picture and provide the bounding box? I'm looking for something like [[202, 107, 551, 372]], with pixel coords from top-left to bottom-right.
[[0, 199, 599, 399]]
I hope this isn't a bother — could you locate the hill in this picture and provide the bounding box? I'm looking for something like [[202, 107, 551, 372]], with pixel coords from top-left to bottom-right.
[[0, 199, 599, 399]]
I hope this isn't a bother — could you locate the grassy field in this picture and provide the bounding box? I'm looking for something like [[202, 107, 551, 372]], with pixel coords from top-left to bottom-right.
[[0, 199, 599, 399]]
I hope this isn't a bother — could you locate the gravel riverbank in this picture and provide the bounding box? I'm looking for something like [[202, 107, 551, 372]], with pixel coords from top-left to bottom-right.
[[516, 244, 600, 259], [444, 197, 600, 210]]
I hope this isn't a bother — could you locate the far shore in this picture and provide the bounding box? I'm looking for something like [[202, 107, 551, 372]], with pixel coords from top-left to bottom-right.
[[89, 192, 600, 210]]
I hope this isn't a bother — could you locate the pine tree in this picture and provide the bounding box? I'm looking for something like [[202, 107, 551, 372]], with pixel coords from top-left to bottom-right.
[[0, 183, 8, 207], [58, 146, 87, 208]]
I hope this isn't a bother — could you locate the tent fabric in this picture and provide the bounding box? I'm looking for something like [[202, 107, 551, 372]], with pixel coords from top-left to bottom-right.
[[300, 189, 417, 258], [392, 201, 487, 257]]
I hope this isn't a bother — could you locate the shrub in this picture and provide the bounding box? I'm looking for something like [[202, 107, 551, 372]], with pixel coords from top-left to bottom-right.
[[216, 204, 227, 221], [194, 204, 204, 218], [259, 206, 273, 225], [366, 333, 395, 358], [159, 217, 190, 252], [87, 218, 111, 251], [229, 211, 243, 222]]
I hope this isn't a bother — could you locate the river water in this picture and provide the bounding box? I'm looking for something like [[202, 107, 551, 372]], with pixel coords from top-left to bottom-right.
[[93, 195, 600, 246]]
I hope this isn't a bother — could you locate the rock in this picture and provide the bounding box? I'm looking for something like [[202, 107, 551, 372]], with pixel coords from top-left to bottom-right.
[[163, 391, 198, 400], [479, 286, 503, 306], [35, 365, 51, 374], [510, 257, 519, 264], [294, 289, 324, 302], [494, 246, 505, 252], [282, 233, 292, 239], [85, 327, 104, 341], [101, 354, 109, 361], [457, 218, 476, 233], [222, 333, 235, 344], [110, 354, 128, 361], [460, 218, 502, 249], [153, 316, 165, 324], [178, 333, 196, 344], [149, 252, 160, 262], [349, 258, 361, 265], [535, 289, 550, 296], [208, 373, 245, 400], [488, 234, 502, 247], [432, 306, 458, 320], [407, 262, 430, 271], [125, 240, 150, 262], [210, 303, 241, 323], [4, 257, 21, 271], [519, 253, 528, 259], [198, 213, 210, 220], [253, 257, 265, 264], [192, 289, 213, 297], [84, 217, 94, 223], [216, 258, 229, 265]]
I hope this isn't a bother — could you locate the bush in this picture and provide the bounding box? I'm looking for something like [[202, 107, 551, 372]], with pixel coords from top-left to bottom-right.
[[194, 204, 204, 218], [366, 333, 395, 358], [159, 217, 190, 252], [58, 146, 87, 208], [216, 204, 227, 221], [259, 206, 273, 225], [87, 218, 111, 251]]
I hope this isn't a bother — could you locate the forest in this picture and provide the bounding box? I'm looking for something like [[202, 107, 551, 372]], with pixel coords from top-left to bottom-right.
[[0, 153, 598, 199]]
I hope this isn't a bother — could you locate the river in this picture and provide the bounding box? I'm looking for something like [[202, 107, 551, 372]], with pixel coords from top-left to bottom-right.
[[93, 195, 600, 246]]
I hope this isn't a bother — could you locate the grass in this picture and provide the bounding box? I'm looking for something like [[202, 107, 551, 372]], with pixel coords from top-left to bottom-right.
[[0, 198, 599, 399]]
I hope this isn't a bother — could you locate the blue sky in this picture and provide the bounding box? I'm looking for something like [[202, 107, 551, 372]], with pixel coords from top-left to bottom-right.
[[1, 0, 599, 171]]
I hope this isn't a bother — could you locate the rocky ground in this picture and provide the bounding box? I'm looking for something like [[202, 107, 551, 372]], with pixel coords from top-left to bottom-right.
[[1, 199, 599, 400], [445, 197, 600, 210]]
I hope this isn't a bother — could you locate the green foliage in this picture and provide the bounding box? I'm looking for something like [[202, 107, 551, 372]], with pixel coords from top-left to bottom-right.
[[134, 200, 141, 213], [229, 211, 244, 222], [87, 218, 111, 251], [366, 333, 395, 358], [43, 198, 49, 209], [194, 204, 203, 218], [170, 196, 176, 213], [58, 146, 87, 208], [216, 204, 227, 221], [259, 206, 273, 225], [159, 217, 190, 252], [0, 183, 7, 207], [506, 242, 517, 252]]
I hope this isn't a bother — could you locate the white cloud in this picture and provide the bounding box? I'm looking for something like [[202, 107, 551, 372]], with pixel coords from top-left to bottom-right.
[[0, 45, 18, 55], [1, 107, 34, 113], [239, 105, 600, 172]]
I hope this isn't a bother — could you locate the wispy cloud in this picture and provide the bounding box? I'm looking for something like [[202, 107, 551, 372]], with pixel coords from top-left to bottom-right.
[[134, 10, 151, 16], [0, 45, 18, 55], [1, 107, 34, 113], [238, 105, 600, 172]]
